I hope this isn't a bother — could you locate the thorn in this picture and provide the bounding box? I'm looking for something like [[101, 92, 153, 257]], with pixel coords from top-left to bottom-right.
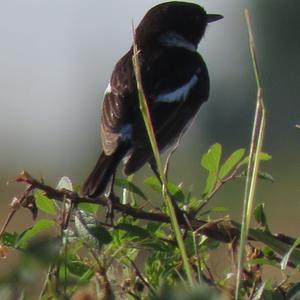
[[13, 170, 33, 184]]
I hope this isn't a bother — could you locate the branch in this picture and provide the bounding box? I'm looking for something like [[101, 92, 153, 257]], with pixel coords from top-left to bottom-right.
[[10, 170, 239, 243], [9, 170, 299, 258]]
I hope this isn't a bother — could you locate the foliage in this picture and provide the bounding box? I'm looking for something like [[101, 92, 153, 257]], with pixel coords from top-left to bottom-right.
[[1, 143, 299, 300]]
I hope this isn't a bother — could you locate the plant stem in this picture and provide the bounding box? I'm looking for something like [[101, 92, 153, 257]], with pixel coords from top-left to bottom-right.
[[235, 10, 266, 299], [131, 34, 195, 286]]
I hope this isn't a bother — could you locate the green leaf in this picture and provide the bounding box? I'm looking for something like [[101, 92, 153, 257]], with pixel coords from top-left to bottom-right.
[[239, 152, 272, 166], [254, 203, 267, 227], [199, 206, 229, 216], [167, 182, 185, 203], [115, 178, 147, 200], [239, 223, 300, 266], [202, 175, 215, 197], [0, 232, 19, 247], [78, 268, 95, 284], [262, 247, 275, 258], [257, 171, 274, 183], [144, 177, 184, 202], [78, 202, 99, 214], [187, 195, 200, 210], [144, 176, 161, 192], [35, 190, 57, 215], [75, 210, 112, 249], [16, 219, 56, 249], [201, 143, 222, 172], [116, 223, 150, 239], [57, 176, 73, 191], [219, 148, 245, 179], [281, 236, 300, 270], [201, 143, 222, 194], [238, 170, 274, 183], [209, 206, 229, 213], [287, 283, 300, 300], [248, 258, 277, 267], [67, 261, 92, 277], [261, 279, 284, 300]]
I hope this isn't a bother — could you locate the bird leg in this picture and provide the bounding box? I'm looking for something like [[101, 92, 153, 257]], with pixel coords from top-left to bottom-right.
[[105, 172, 118, 224]]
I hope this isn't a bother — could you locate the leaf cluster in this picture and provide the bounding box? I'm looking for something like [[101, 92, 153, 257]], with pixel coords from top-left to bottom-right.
[[1, 144, 293, 300]]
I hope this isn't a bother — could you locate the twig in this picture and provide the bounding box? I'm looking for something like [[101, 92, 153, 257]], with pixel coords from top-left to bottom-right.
[[60, 196, 75, 298], [38, 263, 56, 300], [184, 214, 203, 284], [127, 291, 142, 300], [0, 185, 33, 237], [127, 257, 157, 297], [192, 164, 242, 216], [164, 133, 183, 181]]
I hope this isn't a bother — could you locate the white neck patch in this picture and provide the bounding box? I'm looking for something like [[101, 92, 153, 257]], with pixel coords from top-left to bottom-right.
[[156, 74, 198, 103], [159, 32, 197, 52]]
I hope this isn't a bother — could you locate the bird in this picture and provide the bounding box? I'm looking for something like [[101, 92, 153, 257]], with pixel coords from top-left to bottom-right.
[[82, 1, 223, 198]]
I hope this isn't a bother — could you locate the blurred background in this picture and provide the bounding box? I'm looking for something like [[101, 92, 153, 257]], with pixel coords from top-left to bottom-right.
[[0, 0, 299, 272]]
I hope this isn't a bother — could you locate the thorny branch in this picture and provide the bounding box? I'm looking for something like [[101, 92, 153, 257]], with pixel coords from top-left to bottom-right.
[[2, 170, 299, 251], [4, 170, 238, 244]]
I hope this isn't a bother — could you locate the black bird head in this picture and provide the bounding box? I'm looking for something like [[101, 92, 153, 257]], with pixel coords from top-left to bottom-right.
[[135, 1, 223, 50]]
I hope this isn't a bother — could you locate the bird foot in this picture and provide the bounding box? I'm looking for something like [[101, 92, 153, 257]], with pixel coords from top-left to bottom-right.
[[105, 193, 119, 225]]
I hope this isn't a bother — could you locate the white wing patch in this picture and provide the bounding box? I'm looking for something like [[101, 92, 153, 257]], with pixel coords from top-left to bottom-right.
[[104, 81, 112, 95], [156, 74, 198, 103]]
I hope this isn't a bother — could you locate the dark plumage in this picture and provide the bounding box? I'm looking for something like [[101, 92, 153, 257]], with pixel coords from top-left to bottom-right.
[[82, 1, 223, 197]]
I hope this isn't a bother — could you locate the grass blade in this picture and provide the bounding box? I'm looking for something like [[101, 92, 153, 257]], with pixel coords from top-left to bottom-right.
[[235, 10, 267, 299]]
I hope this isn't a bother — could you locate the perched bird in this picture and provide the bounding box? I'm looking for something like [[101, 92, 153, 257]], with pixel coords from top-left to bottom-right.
[[82, 1, 223, 197]]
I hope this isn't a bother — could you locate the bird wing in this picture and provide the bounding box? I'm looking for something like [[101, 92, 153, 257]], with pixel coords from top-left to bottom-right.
[[124, 48, 209, 174], [100, 50, 137, 155], [100, 46, 209, 175], [142, 47, 208, 135]]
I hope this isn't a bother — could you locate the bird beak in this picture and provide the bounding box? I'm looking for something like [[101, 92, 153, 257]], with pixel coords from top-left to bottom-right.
[[207, 14, 224, 23]]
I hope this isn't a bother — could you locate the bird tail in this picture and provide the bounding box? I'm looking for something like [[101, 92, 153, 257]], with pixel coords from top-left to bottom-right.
[[81, 145, 129, 198]]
